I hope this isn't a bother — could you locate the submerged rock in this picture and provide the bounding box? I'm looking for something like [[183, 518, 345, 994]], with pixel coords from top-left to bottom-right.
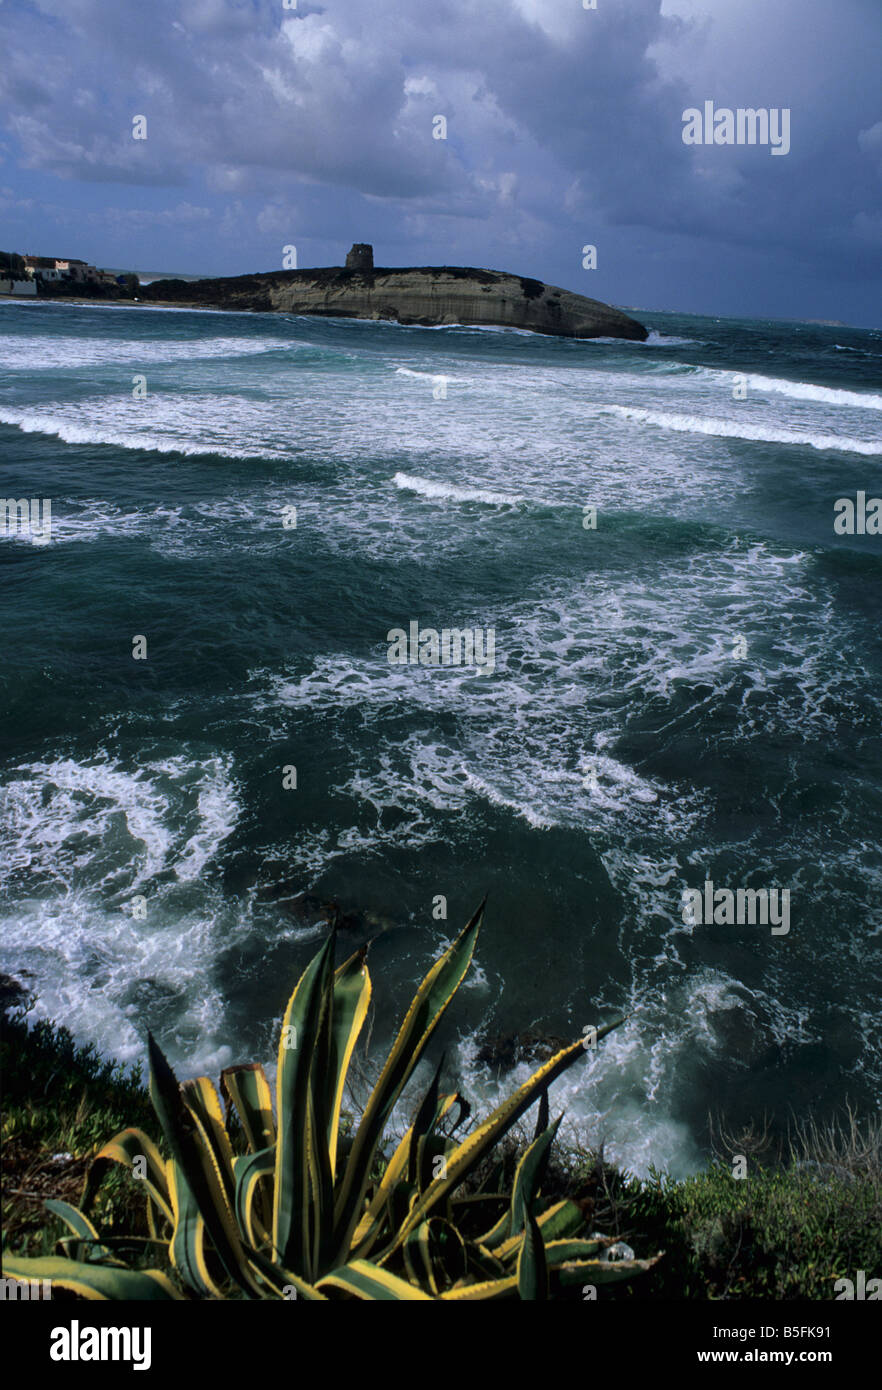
[[475, 1029, 572, 1072], [0, 973, 30, 1013], [267, 888, 395, 940]]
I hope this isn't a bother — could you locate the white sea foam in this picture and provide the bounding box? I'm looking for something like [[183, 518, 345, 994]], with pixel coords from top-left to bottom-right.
[[604, 404, 882, 454], [590, 331, 701, 347], [0, 752, 243, 1072], [694, 367, 882, 410], [0, 402, 290, 459], [0, 334, 303, 371], [394, 366, 455, 383], [392, 471, 526, 506]]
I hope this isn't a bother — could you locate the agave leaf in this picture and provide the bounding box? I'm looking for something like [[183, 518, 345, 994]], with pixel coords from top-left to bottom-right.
[[318, 1258, 434, 1301], [181, 1077, 237, 1213], [554, 1254, 662, 1287], [167, 1160, 223, 1298], [466, 1241, 509, 1281], [221, 1063, 276, 1154], [148, 1031, 259, 1297], [483, 1197, 583, 1259], [0, 1253, 183, 1300], [516, 1202, 548, 1300], [332, 901, 484, 1264], [533, 1087, 549, 1142], [44, 1199, 116, 1265], [500, 1117, 561, 1251], [326, 946, 371, 1176], [352, 1091, 460, 1258], [532, 1198, 585, 1242], [233, 1147, 274, 1250], [246, 1246, 328, 1300], [83, 1127, 172, 1227], [272, 932, 336, 1275], [351, 1128, 411, 1250], [388, 1023, 624, 1253], [305, 1085, 331, 1277], [406, 1053, 445, 1188], [402, 1222, 427, 1291], [439, 1273, 520, 1300], [222, 1065, 275, 1234], [404, 1218, 467, 1295], [543, 1237, 613, 1265], [308, 944, 338, 1276]]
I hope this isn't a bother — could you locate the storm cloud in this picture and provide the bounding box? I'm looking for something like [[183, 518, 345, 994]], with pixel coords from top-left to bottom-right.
[[1, 0, 879, 321]]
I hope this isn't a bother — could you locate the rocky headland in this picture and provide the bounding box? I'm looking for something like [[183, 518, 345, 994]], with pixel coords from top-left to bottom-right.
[[143, 243, 648, 341]]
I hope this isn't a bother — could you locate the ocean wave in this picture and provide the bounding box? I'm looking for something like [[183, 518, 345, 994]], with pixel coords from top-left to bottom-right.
[[0, 750, 244, 1072], [0, 403, 288, 460], [694, 368, 882, 410], [0, 334, 304, 371], [0, 751, 239, 895], [604, 404, 882, 454], [590, 331, 702, 347], [392, 471, 527, 506]]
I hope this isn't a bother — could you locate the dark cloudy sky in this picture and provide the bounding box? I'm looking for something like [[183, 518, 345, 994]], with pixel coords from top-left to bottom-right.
[[1, 0, 880, 324]]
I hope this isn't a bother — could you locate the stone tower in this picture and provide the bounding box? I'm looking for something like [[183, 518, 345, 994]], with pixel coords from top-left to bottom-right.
[[345, 243, 374, 271]]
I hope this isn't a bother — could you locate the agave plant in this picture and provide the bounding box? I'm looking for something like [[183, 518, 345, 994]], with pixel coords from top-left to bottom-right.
[[2, 902, 658, 1299]]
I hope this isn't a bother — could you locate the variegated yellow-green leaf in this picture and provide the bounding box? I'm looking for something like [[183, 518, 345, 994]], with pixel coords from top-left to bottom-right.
[[246, 1247, 328, 1301], [516, 1203, 548, 1300], [439, 1273, 519, 1300], [318, 1258, 434, 1300], [403, 1218, 467, 1295], [180, 1077, 237, 1212], [332, 901, 484, 1264], [326, 946, 371, 1176], [273, 932, 336, 1277], [554, 1254, 661, 1287], [482, 1114, 562, 1252], [148, 1032, 260, 1297], [233, 1148, 274, 1250], [167, 1160, 223, 1298], [387, 1022, 623, 1253], [352, 1091, 460, 1258], [44, 1199, 116, 1265], [0, 1253, 183, 1300], [495, 1203, 598, 1264], [221, 1063, 276, 1154], [83, 1127, 172, 1227]]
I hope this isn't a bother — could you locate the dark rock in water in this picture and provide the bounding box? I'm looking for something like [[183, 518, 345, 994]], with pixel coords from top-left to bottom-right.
[[476, 1029, 572, 1072], [270, 889, 395, 940], [0, 972, 30, 1013], [144, 248, 648, 341], [707, 1001, 777, 1068]]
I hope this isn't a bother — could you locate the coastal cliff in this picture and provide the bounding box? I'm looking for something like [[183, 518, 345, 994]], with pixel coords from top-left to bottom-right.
[[143, 244, 648, 341]]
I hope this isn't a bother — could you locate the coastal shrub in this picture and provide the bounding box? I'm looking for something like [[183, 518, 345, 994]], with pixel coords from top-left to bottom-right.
[[1, 904, 659, 1300], [630, 1162, 882, 1300], [537, 1151, 882, 1300], [0, 988, 157, 1261]]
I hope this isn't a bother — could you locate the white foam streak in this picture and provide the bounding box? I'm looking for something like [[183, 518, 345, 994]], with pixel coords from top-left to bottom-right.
[[605, 404, 882, 454], [392, 471, 526, 506]]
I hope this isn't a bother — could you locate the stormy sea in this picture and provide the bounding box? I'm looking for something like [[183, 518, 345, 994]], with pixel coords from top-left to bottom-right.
[[1, 297, 880, 1176]]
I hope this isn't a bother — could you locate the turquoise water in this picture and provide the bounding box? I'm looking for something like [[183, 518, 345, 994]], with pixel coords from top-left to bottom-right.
[[1, 298, 880, 1175]]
